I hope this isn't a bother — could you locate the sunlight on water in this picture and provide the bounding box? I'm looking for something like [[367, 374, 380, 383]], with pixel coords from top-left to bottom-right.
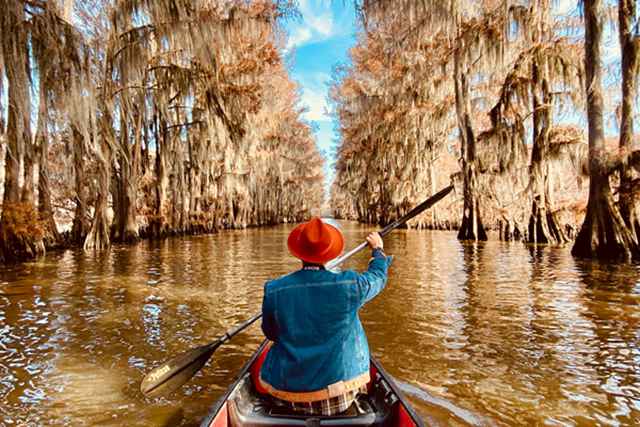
[[1, 223, 640, 425]]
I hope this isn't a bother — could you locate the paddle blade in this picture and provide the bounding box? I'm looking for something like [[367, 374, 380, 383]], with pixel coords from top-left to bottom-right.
[[141, 341, 221, 397]]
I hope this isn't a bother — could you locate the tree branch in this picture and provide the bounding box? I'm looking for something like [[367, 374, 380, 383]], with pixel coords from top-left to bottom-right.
[[166, 120, 204, 130], [605, 149, 640, 174]]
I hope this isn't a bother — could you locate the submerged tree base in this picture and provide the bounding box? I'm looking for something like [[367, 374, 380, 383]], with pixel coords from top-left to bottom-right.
[[84, 208, 111, 252], [526, 202, 569, 245], [499, 219, 523, 241], [40, 217, 63, 251], [458, 186, 488, 241], [0, 203, 46, 262], [458, 211, 488, 241], [111, 228, 140, 244], [572, 182, 639, 261]]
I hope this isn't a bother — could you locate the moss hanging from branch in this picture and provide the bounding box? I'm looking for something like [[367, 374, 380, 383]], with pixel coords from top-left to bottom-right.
[[0, 0, 324, 261]]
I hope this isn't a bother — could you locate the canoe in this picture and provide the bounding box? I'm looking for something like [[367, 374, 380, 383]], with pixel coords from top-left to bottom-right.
[[200, 341, 424, 427]]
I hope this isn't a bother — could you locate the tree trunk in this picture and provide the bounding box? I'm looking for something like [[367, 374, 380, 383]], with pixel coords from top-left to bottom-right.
[[151, 112, 169, 238], [1, 2, 26, 205], [454, 49, 487, 241], [527, 61, 568, 244], [111, 102, 140, 243], [84, 138, 112, 251], [0, 0, 45, 261], [429, 149, 439, 228], [19, 21, 35, 207], [618, 0, 640, 243], [142, 111, 150, 175], [85, 51, 114, 252], [36, 80, 61, 249], [500, 218, 523, 241], [21, 139, 36, 205], [71, 126, 90, 243], [572, 0, 639, 260], [169, 107, 188, 233], [127, 110, 142, 239]]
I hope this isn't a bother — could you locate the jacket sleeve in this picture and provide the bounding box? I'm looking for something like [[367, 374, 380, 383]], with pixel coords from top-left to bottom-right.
[[355, 248, 393, 307], [261, 283, 278, 340]]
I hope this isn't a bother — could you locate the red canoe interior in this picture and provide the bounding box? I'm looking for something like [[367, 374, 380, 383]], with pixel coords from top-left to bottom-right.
[[209, 403, 228, 427], [206, 353, 419, 427]]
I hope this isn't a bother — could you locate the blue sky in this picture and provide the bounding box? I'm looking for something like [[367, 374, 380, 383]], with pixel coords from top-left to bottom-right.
[[282, 0, 358, 187]]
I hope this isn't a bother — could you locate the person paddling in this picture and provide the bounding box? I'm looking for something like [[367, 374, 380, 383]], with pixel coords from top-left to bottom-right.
[[257, 217, 393, 416]]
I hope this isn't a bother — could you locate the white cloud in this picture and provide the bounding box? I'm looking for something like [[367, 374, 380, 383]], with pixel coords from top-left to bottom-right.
[[300, 87, 330, 122], [304, 12, 333, 36], [296, 72, 332, 122], [285, 0, 335, 50], [286, 27, 313, 50]]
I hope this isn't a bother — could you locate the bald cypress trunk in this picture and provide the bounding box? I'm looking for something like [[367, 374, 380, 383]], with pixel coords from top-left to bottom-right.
[[0, 0, 45, 261], [70, 126, 90, 244], [2, 2, 26, 206], [84, 137, 112, 251], [527, 61, 568, 244], [455, 49, 487, 241], [572, 0, 639, 260], [85, 53, 114, 251], [20, 33, 36, 208], [429, 148, 439, 228], [111, 102, 140, 243], [21, 141, 36, 206], [617, 0, 640, 243], [35, 79, 61, 249], [151, 112, 170, 238]]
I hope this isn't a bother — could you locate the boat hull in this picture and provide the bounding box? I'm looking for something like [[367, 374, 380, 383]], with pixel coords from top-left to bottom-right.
[[200, 341, 423, 427]]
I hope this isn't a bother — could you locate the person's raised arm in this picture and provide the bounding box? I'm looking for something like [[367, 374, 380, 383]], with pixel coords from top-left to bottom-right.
[[354, 232, 393, 307]]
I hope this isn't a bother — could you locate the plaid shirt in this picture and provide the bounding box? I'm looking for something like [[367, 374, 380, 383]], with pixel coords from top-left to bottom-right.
[[271, 385, 367, 416]]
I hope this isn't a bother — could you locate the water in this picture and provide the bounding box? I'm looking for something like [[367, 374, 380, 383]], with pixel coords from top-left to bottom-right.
[[1, 222, 639, 426]]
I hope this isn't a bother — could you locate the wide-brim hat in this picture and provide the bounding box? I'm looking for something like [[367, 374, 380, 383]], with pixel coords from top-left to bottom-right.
[[287, 217, 344, 265]]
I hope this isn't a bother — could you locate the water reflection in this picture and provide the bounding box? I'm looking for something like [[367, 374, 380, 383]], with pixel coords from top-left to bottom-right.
[[1, 224, 639, 425]]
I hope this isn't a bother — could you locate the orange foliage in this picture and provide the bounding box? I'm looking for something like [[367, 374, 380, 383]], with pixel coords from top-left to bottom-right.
[[1, 203, 45, 241]]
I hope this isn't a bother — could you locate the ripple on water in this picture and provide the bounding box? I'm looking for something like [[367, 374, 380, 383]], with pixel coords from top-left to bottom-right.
[[2, 226, 640, 425]]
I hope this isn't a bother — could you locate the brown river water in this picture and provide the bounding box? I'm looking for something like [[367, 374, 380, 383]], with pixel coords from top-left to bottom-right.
[[1, 221, 640, 426]]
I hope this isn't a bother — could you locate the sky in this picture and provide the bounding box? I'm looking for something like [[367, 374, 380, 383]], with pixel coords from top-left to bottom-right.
[[281, 0, 358, 188]]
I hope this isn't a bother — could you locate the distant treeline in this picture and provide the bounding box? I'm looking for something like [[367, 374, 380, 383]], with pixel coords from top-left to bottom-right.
[[0, 0, 324, 262], [330, 0, 640, 261]]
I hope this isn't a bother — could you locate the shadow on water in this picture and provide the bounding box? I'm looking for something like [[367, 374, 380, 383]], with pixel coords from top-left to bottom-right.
[[1, 223, 640, 425]]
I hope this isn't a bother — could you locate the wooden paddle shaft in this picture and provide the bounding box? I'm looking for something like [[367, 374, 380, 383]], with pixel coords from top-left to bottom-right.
[[221, 312, 263, 341], [326, 184, 453, 269]]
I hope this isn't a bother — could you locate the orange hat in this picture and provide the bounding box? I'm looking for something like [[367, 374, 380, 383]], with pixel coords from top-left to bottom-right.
[[287, 217, 344, 265]]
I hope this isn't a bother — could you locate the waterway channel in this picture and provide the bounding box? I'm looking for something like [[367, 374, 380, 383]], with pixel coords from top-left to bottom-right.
[[1, 222, 639, 426]]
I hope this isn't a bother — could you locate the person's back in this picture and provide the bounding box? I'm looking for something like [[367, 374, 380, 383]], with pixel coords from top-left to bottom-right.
[[259, 217, 392, 415]]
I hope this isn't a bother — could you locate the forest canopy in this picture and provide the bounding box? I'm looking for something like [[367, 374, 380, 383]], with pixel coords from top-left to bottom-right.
[[1, 0, 639, 263], [0, 0, 325, 262], [330, 0, 640, 260]]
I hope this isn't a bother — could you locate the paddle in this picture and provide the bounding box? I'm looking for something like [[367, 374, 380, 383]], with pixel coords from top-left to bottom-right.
[[140, 184, 454, 397]]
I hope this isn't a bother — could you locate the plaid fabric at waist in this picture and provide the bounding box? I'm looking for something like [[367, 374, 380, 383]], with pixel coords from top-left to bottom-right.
[[270, 385, 368, 416], [259, 372, 370, 402]]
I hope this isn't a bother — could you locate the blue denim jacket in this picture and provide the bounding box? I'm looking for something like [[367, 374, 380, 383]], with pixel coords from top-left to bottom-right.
[[260, 249, 392, 392]]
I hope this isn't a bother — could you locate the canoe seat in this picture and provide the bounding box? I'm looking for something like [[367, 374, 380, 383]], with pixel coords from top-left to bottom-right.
[[227, 374, 389, 427]]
